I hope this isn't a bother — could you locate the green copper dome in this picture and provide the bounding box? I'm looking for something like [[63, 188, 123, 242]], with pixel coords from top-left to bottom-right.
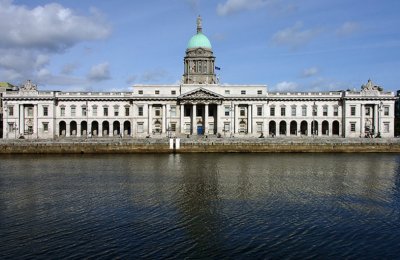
[[187, 32, 212, 49]]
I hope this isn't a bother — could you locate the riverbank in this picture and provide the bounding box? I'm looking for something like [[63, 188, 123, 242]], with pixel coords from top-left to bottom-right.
[[1, 137, 400, 153]]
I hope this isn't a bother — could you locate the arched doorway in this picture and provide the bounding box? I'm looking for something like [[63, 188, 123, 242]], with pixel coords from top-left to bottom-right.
[[91, 121, 99, 136], [290, 121, 297, 135], [269, 121, 276, 136], [332, 121, 340, 136], [300, 121, 307, 135], [279, 121, 287, 136], [59, 121, 66, 136], [70, 121, 77, 136], [322, 121, 329, 135], [311, 120, 318, 136], [81, 121, 87, 136], [124, 121, 131, 136], [113, 121, 120, 136], [102, 121, 109, 136]]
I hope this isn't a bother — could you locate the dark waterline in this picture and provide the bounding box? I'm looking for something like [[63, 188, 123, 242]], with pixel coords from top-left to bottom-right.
[[1, 153, 400, 259]]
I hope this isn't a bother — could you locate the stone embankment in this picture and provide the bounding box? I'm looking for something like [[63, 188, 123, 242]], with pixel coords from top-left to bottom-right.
[[1, 137, 400, 153]]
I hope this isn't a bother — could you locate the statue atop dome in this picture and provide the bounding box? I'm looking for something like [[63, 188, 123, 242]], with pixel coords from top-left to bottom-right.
[[197, 15, 202, 33]]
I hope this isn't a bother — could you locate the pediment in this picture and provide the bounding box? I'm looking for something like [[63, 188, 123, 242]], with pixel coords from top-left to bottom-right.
[[179, 88, 223, 100]]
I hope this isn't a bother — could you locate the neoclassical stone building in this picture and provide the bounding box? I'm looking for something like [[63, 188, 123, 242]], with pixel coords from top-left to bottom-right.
[[1, 17, 397, 139]]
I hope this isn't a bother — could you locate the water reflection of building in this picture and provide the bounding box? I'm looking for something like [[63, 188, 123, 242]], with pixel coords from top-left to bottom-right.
[[1, 16, 397, 139]]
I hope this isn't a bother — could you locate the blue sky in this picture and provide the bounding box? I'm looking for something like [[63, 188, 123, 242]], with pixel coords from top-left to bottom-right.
[[0, 0, 399, 92]]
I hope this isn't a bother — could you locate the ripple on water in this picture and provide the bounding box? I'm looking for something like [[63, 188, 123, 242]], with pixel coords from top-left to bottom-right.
[[0, 153, 400, 258]]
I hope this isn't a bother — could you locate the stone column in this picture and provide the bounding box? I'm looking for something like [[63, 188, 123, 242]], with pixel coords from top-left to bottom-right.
[[192, 104, 197, 135], [148, 104, 152, 135], [360, 104, 364, 136], [180, 104, 185, 134], [247, 105, 252, 134], [162, 104, 166, 134], [204, 104, 209, 134], [217, 104, 223, 134], [374, 104, 379, 134], [19, 104, 24, 135], [34, 104, 38, 137], [308, 121, 312, 136], [234, 104, 239, 134]]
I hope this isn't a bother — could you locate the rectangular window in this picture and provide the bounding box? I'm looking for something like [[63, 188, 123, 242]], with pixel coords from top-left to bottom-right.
[[125, 107, 130, 116], [82, 107, 87, 116], [114, 107, 119, 116], [43, 122, 49, 132], [291, 106, 296, 116], [384, 122, 390, 133], [225, 106, 230, 116], [257, 90, 262, 95], [60, 107, 65, 116], [240, 107, 245, 117], [384, 106, 389, 116], [170, 123, 176, 132], [281, 107, 286, 116], [256, 122, 263, 133], [92, 106, 97, 116], [170, 106, 176, 117], [155, 90, 160, 95], [224, 122, 230, 132], [334, 106, 338, 116], [225, 90, 230, 95], [138, 90, 143, 95], [43, 106, 48, 116], [138, 106, 143, 116], [312, 106, 317, 116], [71, 106, 76, 117], [8, 106, 14, 116], [350, 122, 356, 132], [27, 107, 33, 117], [8, 122, 14, 132], [270, 107, 275, 116], [323, 106, 328, 116], [171, 90, 176, 95], [208, 108, 214, 117], [365, 107, 371, 116], [196, 107, 202, 116], [257, 106, 262, 116], [241, 90, 246, 95], [155, 108, 161, 117], [350, 106, 356, 116], [302, 106, 307, 116], [137, 122, 144, 133], [184, 107, 190, 117], [103, 107, 108, 116]]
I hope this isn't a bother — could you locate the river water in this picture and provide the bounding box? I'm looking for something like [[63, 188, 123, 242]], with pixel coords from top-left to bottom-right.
[[0, 153, 400, 259]]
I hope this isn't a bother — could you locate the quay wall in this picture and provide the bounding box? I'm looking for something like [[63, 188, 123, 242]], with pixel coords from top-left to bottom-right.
[[1, 138, 400, 153]]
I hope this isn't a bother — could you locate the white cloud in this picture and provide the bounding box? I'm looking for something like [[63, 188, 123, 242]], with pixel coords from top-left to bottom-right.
[[336, 21, 359, 36], [0, 1, 111, 50], [87, 62, 111, 82], [0, 0, 111, 86], [302, 67, 319, 77], [126, 75, 137, 85], [273, 81, 298, 91], [217, 0, 269, 16], [271, 22, 321, 49]]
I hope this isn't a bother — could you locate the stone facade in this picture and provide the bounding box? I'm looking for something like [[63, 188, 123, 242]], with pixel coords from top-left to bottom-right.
[[1, 18, 397, 140]]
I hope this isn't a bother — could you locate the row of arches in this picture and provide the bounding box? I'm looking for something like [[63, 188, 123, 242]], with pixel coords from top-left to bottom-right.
[[268, 120, 340, 136], [59, 120, 131, 137]]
